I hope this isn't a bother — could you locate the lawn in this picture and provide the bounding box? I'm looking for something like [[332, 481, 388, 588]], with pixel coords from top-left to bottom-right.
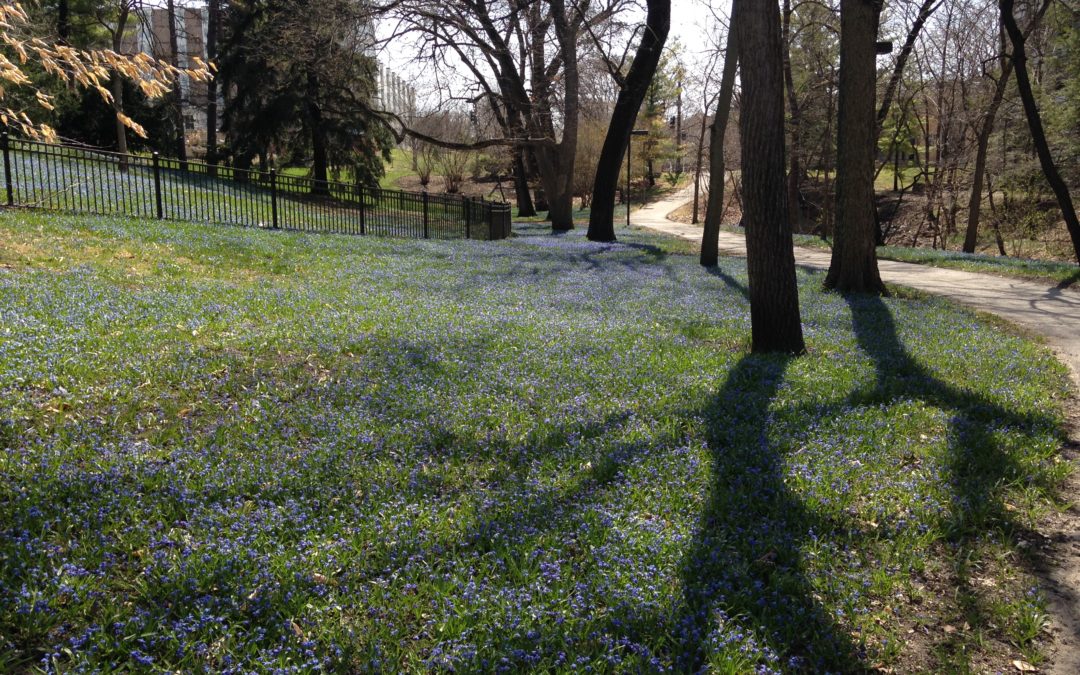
[[0, 210, 1072, 672], [875, 246, 1080, 286]]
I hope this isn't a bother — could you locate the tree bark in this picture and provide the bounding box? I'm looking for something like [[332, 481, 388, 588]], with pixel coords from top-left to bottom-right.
[[734, 0, 806, 354], [586, 0, 671, 242], [700, 13, 739, 266], [1000, 0, 1080, 263], [512, 148, 536, 216], [825, 0, 886, 295]]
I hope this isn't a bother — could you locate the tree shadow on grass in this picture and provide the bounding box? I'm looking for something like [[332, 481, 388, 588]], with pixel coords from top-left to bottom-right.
[[675, 353, 863, 672], [671, 287, 1065, 672], [844, 293, 1070, 666]]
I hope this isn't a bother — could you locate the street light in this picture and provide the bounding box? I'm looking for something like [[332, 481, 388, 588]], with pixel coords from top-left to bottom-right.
[[627, 128, 648, 229]]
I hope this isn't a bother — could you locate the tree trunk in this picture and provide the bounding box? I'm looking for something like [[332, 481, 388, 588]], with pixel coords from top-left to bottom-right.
[[734, 0, 806, 354], [111, 6, 130, 172], [691, 102, 711, 224], [586, 0, 671, 242], [166, 0, 188, 170], [57, 0, 70, 43], [206, 0, 219, 176], [1000, 0, 1080, 263], [700, 15, 739, 266], [963, 64, 1011, 253], [825, 0, 886, 295], [306, 73, 330, 196], [512, 148, 536, 216]]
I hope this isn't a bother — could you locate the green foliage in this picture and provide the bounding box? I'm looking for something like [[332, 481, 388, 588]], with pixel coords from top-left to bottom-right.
[[636, 47, 684, 184], [219, 0, 393, 186]]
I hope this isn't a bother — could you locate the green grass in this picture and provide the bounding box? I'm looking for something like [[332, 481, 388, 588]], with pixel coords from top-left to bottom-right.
[[0, 210, 1072, 672], [876, 246, 1080, 285], [3, 146, 501, 240], [380, 148, 416, 189]]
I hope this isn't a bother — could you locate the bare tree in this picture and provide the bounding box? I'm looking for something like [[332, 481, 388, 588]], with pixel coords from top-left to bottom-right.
[[380, 0, 626, 231], [999, 0, 1080, 263]]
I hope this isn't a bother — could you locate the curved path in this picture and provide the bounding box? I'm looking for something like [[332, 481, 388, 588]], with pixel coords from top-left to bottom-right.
[[631, 192, 1080, 674]]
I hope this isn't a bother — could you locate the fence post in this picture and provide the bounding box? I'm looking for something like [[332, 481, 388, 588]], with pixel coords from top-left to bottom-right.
[[422, 191, 429, 239], [2, 133, 12, 207], [358, 184, 366, 235], [152, 152, 163, 219], [464, 196, 471, 239], [270, 169, 279, 229]]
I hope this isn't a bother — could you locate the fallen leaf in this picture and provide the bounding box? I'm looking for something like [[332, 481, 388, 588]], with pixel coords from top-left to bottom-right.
[[1012, 659, 1038, 672], [942, 624, 956, 634], [291, 621, 304, 639]]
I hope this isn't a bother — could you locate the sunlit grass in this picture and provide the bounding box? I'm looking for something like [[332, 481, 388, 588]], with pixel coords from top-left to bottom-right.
[[0, 210, 1071, 672]]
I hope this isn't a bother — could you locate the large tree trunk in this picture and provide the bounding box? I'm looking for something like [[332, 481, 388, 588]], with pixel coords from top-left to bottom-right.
[[825, 0, 886, 295], [546, 0, 580, 232], [512, 148, 536, 216], [700, 14, 739, 267], [586, 0, 671, 242], [1000, 0, 1080, 263], [206, 0, 219, 176], [166, 0, 188, 170], [735, 0, 806, 355]]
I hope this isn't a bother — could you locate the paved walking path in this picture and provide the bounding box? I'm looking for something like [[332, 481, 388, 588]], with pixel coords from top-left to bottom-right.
[[631, 190, 1080, 674]]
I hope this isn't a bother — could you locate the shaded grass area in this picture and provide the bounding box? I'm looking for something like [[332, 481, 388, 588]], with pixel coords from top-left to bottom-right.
[[0, 210, 1073, 672]]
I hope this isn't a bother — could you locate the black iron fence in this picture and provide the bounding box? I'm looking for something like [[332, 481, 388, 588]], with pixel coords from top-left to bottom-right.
[[0, 134, 512, 241]]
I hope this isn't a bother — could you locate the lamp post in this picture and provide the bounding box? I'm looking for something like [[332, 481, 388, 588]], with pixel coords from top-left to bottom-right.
[[627, 129, 648, 229]]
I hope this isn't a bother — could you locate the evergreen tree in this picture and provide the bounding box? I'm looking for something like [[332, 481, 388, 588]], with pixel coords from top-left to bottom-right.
[[219, 0, 393, 189]]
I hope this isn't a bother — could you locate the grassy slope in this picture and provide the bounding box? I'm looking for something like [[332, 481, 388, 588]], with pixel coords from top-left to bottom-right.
[[0, 211, 1072, 672]]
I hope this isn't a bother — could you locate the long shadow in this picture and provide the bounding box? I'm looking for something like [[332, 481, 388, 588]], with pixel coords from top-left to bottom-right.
[[845, 293, 1071, 665], [674, 353, 863, 672]]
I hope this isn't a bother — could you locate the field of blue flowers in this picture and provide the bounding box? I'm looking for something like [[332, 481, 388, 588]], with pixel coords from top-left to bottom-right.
[[0, 211, 1072, 672]]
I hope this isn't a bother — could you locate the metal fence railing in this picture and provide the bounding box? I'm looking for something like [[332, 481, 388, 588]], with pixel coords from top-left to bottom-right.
[[0, 134, 512, 241]]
